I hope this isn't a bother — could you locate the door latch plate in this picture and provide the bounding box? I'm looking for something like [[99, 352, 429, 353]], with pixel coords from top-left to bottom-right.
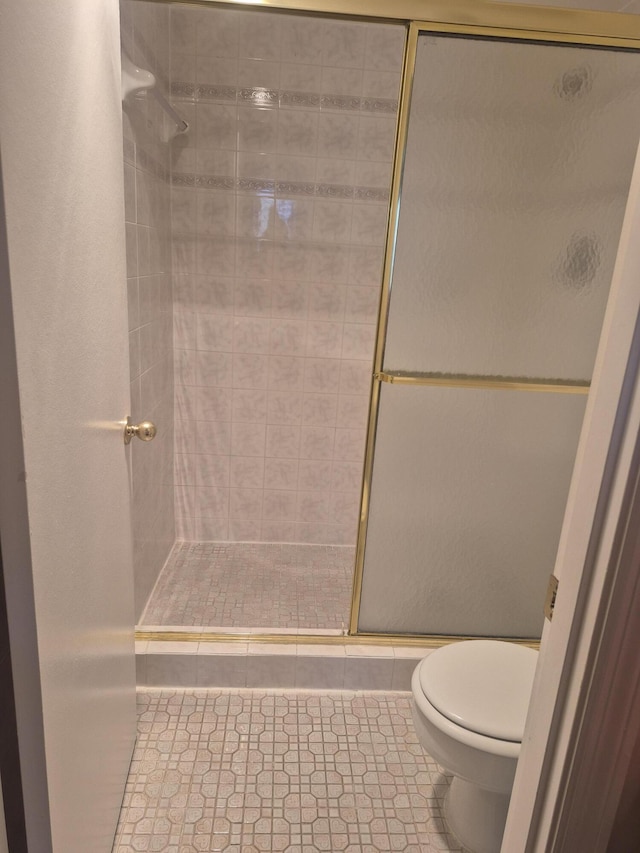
[[544, 574, 559, 621]]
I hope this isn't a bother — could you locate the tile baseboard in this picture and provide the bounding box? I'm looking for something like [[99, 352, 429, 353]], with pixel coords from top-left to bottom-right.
[[136, 640, 429, 690]]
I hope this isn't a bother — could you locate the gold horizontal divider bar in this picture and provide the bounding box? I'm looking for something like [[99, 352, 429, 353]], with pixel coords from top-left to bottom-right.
[[375, 371, 591, 395], [151, 0, 640, 46], [135, 629, 539, 650]]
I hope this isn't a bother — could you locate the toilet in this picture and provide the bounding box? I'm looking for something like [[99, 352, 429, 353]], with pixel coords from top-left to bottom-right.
[[411, 640, 538, 853]]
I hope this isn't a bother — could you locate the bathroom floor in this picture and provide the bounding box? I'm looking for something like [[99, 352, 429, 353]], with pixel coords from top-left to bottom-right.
[[112, 688, 468, 853], [140, 542, 355, 631]]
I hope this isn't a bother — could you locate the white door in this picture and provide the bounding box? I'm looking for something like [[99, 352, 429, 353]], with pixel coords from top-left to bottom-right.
[[503, 138, 640, 850], [0, 2, 136, 852]]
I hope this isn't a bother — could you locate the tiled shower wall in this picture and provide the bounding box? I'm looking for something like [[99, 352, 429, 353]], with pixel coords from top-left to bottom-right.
[[121, 1, 175, 618], [170, 6, 405, 545]]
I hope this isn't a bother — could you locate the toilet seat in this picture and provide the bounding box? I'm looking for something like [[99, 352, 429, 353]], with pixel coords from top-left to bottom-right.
[[416, 640, 538, 742]]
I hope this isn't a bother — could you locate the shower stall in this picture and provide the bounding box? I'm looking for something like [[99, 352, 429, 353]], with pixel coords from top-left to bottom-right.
[[121, 0, 640, 643]]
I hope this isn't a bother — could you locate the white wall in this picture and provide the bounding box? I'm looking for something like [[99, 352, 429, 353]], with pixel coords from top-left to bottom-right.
[[0, 143, 53, 853], [0, 1, 136, 851]]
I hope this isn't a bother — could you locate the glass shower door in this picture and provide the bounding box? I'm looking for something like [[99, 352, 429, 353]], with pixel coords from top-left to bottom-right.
[[357, 31, 640, 637]]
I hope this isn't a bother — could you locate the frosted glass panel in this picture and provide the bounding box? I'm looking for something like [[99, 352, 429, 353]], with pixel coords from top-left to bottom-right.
[[384, 36, 640, 381], [358, 384, 586, 637]]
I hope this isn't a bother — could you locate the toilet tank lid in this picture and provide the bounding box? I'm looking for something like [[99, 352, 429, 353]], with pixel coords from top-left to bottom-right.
[[417, 640, 538, 742]]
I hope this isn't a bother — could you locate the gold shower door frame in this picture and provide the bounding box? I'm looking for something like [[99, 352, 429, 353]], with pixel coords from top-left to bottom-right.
[[135, 0, 640, 648]]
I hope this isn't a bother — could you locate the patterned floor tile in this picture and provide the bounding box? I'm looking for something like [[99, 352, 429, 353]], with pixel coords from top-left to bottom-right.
[[112, 689, 468, 853], [140, 542, 355, 631]]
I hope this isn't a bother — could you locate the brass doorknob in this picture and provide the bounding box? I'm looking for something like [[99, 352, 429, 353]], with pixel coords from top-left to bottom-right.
[[124, 416, 157, 445]]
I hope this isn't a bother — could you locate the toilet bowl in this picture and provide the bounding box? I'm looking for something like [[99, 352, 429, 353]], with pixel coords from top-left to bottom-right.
[[411, 640, 538, 853]]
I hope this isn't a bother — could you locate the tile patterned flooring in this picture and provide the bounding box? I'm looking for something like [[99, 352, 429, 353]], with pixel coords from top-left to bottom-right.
[[140, 542, 355, 631], [112, 689, 468, 853]]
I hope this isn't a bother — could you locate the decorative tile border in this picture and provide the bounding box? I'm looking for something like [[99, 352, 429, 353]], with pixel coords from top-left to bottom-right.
[[354, 186, 390, 202], [276, 180, 315, 197], [238, 178, 277, 194], [171, 80, 199, 99], [172, 172, 391, 203], [321, 93, 362, 111], [281, 90, 321, 109], [239, 86, 280, 106], [171, 171, 196, 187], [316, 183, 356, 200], [171, 81, 398, 114], [362, 96, 398, 114]]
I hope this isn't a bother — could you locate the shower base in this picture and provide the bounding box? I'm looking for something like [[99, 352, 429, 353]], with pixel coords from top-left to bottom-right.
[[139, 541, 355, 632]]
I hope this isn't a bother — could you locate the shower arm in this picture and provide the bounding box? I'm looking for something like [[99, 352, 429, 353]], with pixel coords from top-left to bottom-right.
[[121, 51, 189, 139], [151, 87, 189, 137]]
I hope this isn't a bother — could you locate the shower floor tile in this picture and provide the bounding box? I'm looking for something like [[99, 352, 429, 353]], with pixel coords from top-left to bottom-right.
[[112, 688, 468, 853], [140, 541, 355, 631]]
